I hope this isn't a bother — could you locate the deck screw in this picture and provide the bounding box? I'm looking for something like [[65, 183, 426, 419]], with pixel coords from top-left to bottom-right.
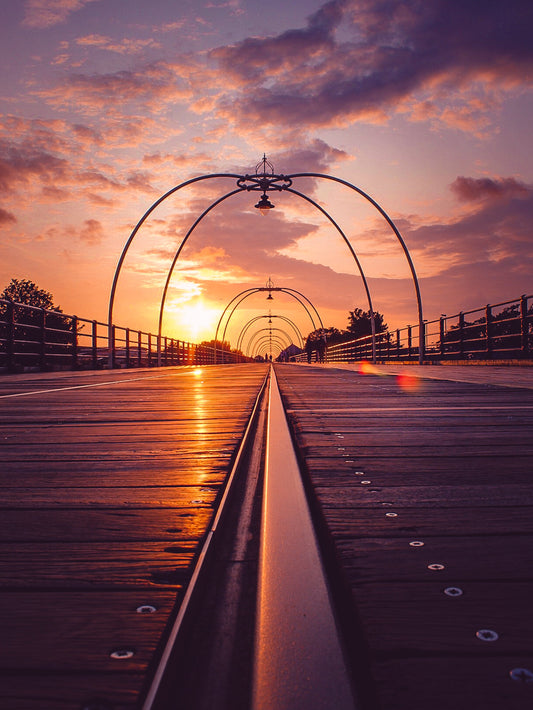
[[409, 541, 424, 547], [385, 512, 398, 517], [444, 587, 463, 597], [476, 629, 499, 642], [110, 649, 135, 659], [361, 480, 372, 485], [509, 668, 533, 683], [381, 502, 394, 506], [428, 563, 445, 570], [136, 605, 157, 614]]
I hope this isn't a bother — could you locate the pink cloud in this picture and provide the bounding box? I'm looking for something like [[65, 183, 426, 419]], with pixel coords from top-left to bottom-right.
[[207, 0, 533, 133], [450, 176, 530, 202], [79, 218, 104, 245], [0, 208, 17, 225], [22, 0, 103, 29]]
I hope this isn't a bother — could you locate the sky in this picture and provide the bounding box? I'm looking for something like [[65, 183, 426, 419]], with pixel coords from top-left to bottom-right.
[[1, 0, 532, 350]]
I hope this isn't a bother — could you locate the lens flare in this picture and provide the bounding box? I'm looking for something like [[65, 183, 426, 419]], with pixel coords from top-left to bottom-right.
[[396, 372, 421, 392]]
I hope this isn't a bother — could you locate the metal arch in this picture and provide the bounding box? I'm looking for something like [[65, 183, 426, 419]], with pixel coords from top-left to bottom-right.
[[110, 162, 423, 365], [251, 334, 288, 353], [246, 328, 292, 353], [237, 315, 302, 351], [214, 286, 322, 364], [251, 336, 286, 359], [285, 187, 377, 363], [247, 328, 293, 356], [237, 315, 304, 351], [241, 320, 302, 354], [252, 343, 283, 360], [156, 186, 243, 365], [219, 288, 322, 349], [107, 172, 243, 367], [286, 172, 425, 362]]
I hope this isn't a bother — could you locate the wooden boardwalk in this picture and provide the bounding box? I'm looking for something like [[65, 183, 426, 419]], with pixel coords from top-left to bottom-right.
[[0, 365, 268, 709], [274, 363, 533, 710], [1, 362, 533, 709]]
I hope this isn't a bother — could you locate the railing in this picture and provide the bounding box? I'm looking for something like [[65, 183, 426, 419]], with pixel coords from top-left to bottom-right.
[[0, 300, 247, 373], [295, 294, 533, 364]]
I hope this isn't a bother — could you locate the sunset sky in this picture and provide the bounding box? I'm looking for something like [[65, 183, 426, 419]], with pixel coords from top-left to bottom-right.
[[1, 0, 532, 348]]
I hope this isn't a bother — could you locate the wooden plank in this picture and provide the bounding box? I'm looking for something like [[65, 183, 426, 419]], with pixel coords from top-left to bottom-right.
[[350, 582, 533, 654], [0, 541, 195, 588], [0, 590, 178, 670], [372, 657, 533, 710], [0, 364, 269, 707], [274, 364, 533, 710], [4, 674, 142, 710], [0, 508, 214, 542], [0, 486, 220, 508]]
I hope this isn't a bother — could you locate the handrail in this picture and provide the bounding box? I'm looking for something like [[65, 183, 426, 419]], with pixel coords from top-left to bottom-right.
[[0, 299, 249, 373], [295, 294, 532, 364]]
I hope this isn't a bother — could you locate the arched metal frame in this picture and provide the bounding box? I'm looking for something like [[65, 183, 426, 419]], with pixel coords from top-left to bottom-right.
[[237, 315, 304, 352], [213, 286, 323, 364], [108, 161, 424, 366], [251, 337, 288, 359], [246, 327, 293, 357], [252, 342, 283, 360], [251, 336, 286, 359]]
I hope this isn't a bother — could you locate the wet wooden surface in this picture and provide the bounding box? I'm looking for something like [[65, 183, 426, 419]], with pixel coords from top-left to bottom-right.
[[0, 364, 268, 709], [274, 363, 533, 710]]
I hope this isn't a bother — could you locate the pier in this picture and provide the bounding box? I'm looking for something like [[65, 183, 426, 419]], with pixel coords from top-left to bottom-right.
[[1, 362, 533, 709]]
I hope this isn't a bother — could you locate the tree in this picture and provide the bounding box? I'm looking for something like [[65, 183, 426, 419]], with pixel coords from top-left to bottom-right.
[[347, 308, 387, 339], [0, 279, 71, 366], [1, 279, 61, 311]]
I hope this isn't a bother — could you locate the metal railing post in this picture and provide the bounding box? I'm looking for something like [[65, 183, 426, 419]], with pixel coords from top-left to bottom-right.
[[520, 295, 529, 358], [39, 308, 46, 371], [111, 325, 117, 368], [419, 321, 426, 363], [486, 304, 493, 358], [92, 320, 98, 369], [6, 301, 15, 372], [459, 312, 465, 358], [71, 316, 78, 370], [407, 325, 412, 359], [396, 329, 400, 359], [440, 317, 445, 358], [125, 328, 131, 368], [137, 331, 142, 366]]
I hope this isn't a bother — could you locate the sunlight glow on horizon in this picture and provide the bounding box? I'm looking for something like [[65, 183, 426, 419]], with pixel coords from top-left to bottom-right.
[[170, 298, 220, 343]]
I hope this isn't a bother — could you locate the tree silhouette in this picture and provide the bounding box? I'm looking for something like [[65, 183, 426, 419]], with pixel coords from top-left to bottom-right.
[[347, 308, 388, 339]]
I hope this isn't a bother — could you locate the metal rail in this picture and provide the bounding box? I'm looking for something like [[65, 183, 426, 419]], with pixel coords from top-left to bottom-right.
[[0, 299, 247, 373], [252, 366, 356, 710], [296, 294, 533, 364]]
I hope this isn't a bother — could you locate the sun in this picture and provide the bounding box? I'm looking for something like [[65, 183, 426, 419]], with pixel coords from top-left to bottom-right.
[[175, 299, 219, 343]]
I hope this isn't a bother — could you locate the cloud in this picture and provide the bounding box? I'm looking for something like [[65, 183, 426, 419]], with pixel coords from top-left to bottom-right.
[[208, 0, 533, 133], [79, 218, 104, 245], [38, 61, 193, 114], [450, 176, 530, 202], [75, 34, 162, 55], [0, 208, 17, 225], [0, 139, 71, 193], [22, 0, 103, 29], [404, 175, 533, 273]]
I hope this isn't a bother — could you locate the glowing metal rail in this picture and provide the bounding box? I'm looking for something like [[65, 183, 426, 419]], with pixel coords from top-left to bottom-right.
[[252, 366, 357, 710]]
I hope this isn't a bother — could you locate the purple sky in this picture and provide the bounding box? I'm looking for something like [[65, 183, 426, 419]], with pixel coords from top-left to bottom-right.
[[1, 0, 532, 345]]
